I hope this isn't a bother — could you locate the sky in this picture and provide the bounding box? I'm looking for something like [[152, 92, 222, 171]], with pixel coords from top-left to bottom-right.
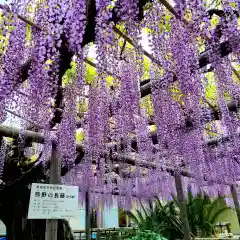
[[88, 32, 151, 59]]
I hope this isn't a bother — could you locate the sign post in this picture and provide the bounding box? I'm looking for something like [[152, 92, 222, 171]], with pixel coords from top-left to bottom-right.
[[45, 141, 61, 240], [85, 191, 91, 240], [174, 174, 191, 240], [27, 142, 79, 240]]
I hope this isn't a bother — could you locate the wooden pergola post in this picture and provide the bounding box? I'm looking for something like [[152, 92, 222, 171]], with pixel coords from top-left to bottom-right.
[[230, 185, 240, 225], [174, 174, 191, 240], [85, 191, 91, 240], [45, 141, 61, 240]]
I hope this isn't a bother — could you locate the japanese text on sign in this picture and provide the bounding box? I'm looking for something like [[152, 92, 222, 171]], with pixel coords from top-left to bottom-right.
[[28, 183, 79, 219]]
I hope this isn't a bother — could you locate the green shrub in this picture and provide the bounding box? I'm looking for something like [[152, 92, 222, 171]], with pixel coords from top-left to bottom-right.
[[127, 230, 166, 240]]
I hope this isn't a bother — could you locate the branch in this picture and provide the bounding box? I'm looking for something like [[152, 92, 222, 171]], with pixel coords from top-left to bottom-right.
[[5, 109, 43, 128], [140, 39, 235, 97], [113, 26, 162, 67], [119, 39, 127, 60], [0, 153, 45, 204], [232, 65, 240, 82], [158, 0, 179, 18], [0, 4, 41, 30], [207, 8, 239, 18], [201, 97, 219, 120]]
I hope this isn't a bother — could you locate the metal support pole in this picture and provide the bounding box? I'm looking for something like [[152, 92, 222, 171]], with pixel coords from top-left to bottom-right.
[[96, 229, 100, 240], [174, 174, 191, 240], [97, 208, 102, 228], [85, 191, 91, 240], [231, 185, 240, 225], [45, 141, 61, 240]]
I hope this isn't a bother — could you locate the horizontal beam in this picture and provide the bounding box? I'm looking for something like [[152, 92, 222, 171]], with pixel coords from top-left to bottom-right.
[[0, 125, 84, 152], [128, 116, 240, 155], [0, 125, 234, 186], [140, 40, 234, 97]]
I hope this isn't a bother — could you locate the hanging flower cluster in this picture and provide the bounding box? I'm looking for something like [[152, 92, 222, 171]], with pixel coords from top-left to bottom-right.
[[2, 0, 240, 209], [0, 139, 6, 177], [0, 19, 26, 101], [64, 0, 86, 54], [58, 86, 77, 165], [117, 0, 139, 22]]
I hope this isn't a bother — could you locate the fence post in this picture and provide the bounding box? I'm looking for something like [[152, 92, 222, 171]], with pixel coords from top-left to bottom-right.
[[231, 185, 240, 225], [174, 174, 191, 240], [85, 191, 91, 240], [96, 229, 100, 240], [45, 141, 61, 240]]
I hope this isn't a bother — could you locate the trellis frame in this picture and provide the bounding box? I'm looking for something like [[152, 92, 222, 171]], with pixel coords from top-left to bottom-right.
[[0, 123, 239, 240]]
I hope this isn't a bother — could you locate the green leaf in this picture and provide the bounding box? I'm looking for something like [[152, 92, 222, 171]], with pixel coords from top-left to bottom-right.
[[125, 211, 141, 227], [26, 24, 32, 44], [76, 131, 84, 142], [165, 23, 171, 32], [142, 57, 151, 80], [210, 16, 220, 28], [141, 95, 153, 117], [85, 62, 97, 84], [106, 75, 114, 87], [139, 201, 148, 218], [204, 72, 217, 105], [62, 61, 77, 86], [210, 207, 232, 225], [30, 154, 39, 162]]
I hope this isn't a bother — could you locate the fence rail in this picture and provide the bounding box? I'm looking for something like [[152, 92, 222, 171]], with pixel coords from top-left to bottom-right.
[[73, 227, 136, 240], [0, 228, 136, 240], [0, 231, 239, 240]]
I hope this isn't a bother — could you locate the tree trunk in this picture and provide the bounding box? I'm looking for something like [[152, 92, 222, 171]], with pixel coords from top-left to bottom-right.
[[1, 190, 74, 240]]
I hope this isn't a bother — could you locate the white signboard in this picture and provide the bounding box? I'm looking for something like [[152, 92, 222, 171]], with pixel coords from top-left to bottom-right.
[[28, 183, 79, 219], [65, 207, 85, 230]]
